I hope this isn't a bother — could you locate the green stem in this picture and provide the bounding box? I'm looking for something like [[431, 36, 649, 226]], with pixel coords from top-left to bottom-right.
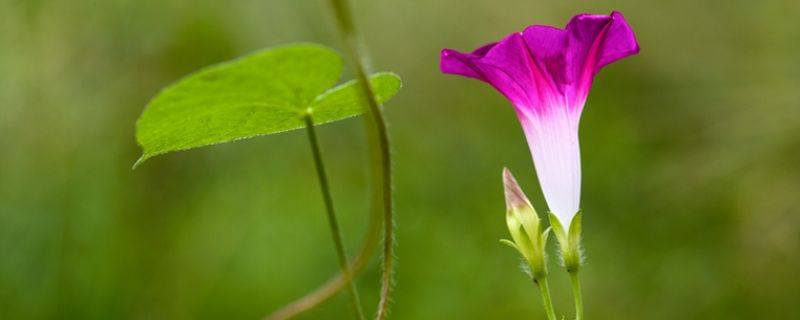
[[569, 271, 584, 320], [303, 114, 366, 320], [328, 0, 396, 319], [537, 278, 557, 320]]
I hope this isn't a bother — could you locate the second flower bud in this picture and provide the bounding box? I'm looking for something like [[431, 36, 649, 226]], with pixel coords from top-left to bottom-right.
[[501, 168, 550, 281]]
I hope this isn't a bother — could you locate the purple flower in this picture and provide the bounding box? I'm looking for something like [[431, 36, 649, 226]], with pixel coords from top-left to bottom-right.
[[441, 12, 639, 229]]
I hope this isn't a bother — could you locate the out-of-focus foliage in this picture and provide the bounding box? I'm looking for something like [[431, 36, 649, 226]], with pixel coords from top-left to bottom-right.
[[1, 0, 798, 319]]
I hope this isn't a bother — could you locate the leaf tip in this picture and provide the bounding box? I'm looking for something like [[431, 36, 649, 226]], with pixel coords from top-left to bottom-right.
[[132, 155, 149, 170], [378, 71, 403, 88]]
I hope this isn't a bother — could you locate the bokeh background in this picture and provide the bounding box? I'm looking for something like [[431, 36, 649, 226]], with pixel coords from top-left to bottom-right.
[[2, 0, 799, 319]]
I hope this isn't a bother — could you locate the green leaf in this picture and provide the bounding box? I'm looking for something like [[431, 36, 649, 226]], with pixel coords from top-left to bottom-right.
[[134, 43, 402, 168], [308, 73, 401, 125]]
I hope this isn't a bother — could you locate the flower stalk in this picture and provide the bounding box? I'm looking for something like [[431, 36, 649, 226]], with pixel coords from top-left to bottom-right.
[[537, 278, 557, 320], [569, 271, 584, 320]]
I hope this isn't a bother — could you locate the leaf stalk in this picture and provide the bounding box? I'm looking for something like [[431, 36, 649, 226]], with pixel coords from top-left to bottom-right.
[[302, 114, 366, 320]]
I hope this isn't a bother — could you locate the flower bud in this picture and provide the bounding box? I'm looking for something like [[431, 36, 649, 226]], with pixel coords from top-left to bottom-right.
[[501, 168, 549, 280]]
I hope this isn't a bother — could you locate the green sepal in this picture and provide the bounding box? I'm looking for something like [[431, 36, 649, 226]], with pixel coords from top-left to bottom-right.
[[500, 239, 520, 251], [548, 212, 568, 252], [568, 212, 582, 254], [505, 218, 549, 280], [549, 211, 583, 273], [542, 227, 552, 247]]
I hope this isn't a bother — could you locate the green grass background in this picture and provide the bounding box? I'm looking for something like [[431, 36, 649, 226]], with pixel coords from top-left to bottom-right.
[[1, 0, 799, 319]]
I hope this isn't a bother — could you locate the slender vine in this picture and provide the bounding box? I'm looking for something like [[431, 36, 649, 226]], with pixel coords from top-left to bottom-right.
[[327, 0, 396, 318], [302, 113, 366, 320], [263, 0, 396, 318]]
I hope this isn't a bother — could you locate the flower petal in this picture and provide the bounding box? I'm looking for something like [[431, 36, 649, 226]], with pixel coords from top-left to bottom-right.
[[516, 106, 581, 227], [440, 43, 496, 80], [441, 34, 562, 113], [522, 11, 639, 110]]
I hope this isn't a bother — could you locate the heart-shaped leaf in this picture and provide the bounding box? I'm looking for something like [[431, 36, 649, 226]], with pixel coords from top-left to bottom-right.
[[134, 43, 402, 168]]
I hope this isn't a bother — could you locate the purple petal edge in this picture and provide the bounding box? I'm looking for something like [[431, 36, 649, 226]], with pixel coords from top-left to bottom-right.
[[440, 11, 639, 113]]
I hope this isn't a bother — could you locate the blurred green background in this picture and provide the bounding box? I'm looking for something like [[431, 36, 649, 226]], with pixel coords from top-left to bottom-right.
[[2, 0, 799, 319]]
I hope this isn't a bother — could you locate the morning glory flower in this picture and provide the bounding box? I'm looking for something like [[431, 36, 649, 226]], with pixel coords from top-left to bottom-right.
[[440, 12, 639, 230]]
